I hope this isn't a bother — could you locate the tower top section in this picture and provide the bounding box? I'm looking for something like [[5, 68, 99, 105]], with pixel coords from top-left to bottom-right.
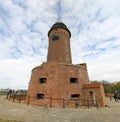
[[47, 22, 72, 64], [48, 22, 71, 37]]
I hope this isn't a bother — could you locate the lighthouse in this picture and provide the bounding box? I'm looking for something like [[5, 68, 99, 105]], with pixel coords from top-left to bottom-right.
[[26, 22, 106, 107]]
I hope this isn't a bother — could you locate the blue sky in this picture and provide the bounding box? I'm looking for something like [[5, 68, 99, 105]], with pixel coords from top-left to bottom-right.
[[0, 0, 120, 89]]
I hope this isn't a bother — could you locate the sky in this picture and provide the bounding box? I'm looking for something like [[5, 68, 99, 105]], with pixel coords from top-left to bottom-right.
[[0, 0, 120, 89]]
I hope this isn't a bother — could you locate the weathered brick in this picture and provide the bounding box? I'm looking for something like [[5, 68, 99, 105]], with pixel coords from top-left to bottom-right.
[[27, 22, 106, 107]]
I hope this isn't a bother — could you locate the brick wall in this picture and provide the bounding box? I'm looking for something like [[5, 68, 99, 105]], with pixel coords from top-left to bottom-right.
[[27, 62, 89, 106]]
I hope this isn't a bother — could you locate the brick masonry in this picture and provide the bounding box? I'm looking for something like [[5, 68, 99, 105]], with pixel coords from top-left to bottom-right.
[[27, 22, 106, 107]]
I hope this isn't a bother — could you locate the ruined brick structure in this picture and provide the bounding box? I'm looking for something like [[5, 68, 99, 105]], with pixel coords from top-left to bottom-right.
[[27, 22, 106, 107]]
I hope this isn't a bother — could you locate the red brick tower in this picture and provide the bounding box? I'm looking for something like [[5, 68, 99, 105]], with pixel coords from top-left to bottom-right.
[[26, 22, 107, 107], [47, 22, 72, 64]]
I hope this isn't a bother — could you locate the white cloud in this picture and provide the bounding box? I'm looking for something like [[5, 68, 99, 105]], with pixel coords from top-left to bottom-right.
[[0, 56, 41, 89]]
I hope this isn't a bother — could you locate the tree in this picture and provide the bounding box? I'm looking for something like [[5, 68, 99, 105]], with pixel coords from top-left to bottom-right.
[[112, 84, 120, 93]]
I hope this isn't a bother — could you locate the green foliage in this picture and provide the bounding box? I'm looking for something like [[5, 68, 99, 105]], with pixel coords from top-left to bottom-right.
[[103, 84, 112, 93], [112, 84, 120, 92]]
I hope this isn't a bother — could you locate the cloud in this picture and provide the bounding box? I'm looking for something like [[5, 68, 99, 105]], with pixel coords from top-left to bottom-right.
[[0, 0, 120, 89], [0, 56, 41, 89]]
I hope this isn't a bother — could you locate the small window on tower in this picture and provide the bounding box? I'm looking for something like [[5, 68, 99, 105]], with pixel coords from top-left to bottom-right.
[[65, 47, 68, 53], [66, 55, 69, 61], [39, 78, 46, 84], [70, 78, 78, 83], [52, 34, 59, 41]]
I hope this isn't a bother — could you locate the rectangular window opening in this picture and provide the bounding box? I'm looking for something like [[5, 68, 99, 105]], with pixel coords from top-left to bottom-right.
[[52, 35, 59, 41], [71, 94, 80, 99], [37, 93, 44, 99], [70, 78, 78, 83], [39, 78, 47, 84]]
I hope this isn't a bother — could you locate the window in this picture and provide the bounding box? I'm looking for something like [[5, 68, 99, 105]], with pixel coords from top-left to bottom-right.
[[39, 78, 46, 84], [89, 91, 93, 96], [37, 93, 44, 99], [70, 78, 78, 83], [66, 55, 69, 61], [52, 34, 59, 41], [71, 94, 80, 99], [65, 47, 68, 53]]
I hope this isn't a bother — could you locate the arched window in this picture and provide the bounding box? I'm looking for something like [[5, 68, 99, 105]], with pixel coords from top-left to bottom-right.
[[65, 47, 68, 53], [89, 91, 93, 96], [66, 55, 69, 61]]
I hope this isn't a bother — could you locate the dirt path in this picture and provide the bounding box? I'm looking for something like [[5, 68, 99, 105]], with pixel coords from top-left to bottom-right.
[[0, 95, 120, 122]]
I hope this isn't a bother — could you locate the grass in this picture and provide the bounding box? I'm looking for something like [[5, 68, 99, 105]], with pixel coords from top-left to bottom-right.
[[0, 118, 22, 122]]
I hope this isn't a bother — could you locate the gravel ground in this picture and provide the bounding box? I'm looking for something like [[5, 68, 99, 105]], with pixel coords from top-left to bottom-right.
[[0, 95, 120, 122]]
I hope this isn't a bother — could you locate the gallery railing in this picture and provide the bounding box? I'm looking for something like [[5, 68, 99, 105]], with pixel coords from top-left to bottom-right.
[[6, 94, 101, 109]]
